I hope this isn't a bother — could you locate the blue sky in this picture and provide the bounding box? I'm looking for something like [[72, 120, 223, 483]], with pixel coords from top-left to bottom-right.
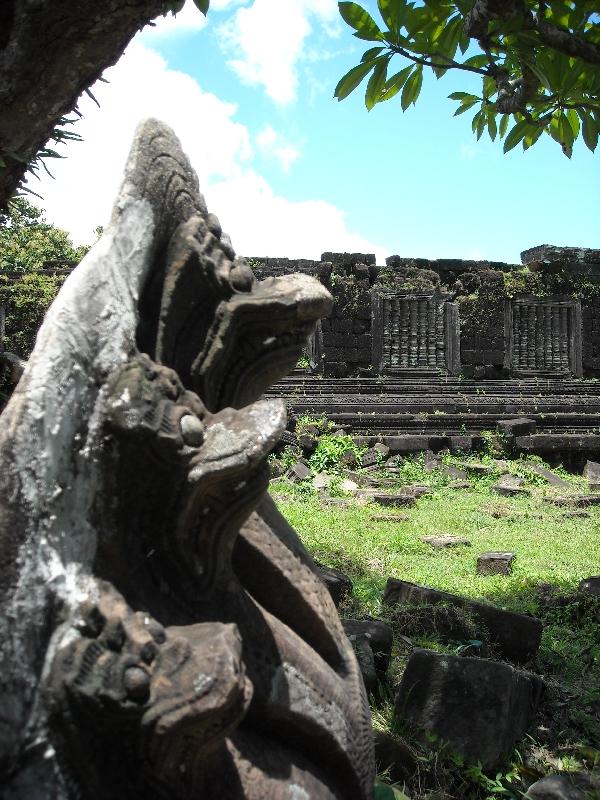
[[31, 0, 599, 265]]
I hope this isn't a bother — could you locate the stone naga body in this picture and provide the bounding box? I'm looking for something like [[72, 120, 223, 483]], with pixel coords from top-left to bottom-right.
[[0, 120, 374, 799]]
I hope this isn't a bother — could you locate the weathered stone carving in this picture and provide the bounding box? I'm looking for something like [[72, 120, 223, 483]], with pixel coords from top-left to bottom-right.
[[0, 119, 374, 798]]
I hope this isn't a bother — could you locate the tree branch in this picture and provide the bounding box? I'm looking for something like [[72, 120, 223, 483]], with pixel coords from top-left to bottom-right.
[[388, 45, 489, 76]]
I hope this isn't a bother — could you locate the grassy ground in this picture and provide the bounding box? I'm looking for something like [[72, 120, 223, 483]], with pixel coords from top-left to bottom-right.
[[270, 452, 600, 799]]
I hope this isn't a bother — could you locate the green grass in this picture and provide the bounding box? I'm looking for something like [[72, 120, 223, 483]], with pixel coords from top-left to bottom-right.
[[273, 479, 599, 616], [270, 455, 600, 799]]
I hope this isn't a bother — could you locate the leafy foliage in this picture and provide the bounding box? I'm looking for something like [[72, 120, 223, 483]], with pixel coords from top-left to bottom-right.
[[335, 0, 600, 156], [0, 272, 66, 359], [0, 198, 89, 274]]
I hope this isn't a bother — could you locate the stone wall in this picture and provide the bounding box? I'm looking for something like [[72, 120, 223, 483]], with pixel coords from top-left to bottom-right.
[[248, 246, 600, 378]]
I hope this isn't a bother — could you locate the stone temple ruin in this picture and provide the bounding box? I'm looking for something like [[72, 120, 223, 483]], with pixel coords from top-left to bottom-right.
[[0, 120, 374, 799], [249, 248, 600, 469]]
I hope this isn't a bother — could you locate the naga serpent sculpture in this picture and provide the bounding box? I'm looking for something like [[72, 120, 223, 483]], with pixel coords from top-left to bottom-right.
[[0, 120, 374, 799]]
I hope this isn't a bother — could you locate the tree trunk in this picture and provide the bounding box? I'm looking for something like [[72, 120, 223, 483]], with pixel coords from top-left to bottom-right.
[[0, 0, 175, 208]]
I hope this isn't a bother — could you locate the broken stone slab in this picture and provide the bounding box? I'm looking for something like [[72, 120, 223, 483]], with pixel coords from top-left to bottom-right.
[[314, 562, 353, 607], [287, 460, 313, 482], [345, 470, 378, 487], [527, 464, 571, 488], [561, 510, 590, 519], [497, 418, 537, 437], [493, 474, 530, 497], [462, 462, 495, 476], [372, 493, 417, 508], [525, 775, 587, 800], [477, 551, 516, 576], [360, 448, 379, 468], [279, 429, 299, 448], [342, 618, 393, 677], [340, 449, 359, 468], [312, 472, 333, 490], [339, 478, 359, 494], [384, 578, 542, 662], [373, 442, 390, 459], [578, 576, 600, 596], [442, 465, 468, 480], [422, 535, 471, 549], [548, 494, 600, 508], [346, 633, 378, 695], [448, 479, 471, 489], [297, 433, 318, 456], [583, 459, 600, 482], [395, 649, 543, 771], [370, 513, 410, 522]]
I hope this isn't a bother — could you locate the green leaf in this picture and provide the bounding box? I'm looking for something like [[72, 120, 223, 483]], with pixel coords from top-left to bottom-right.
[[361, 46, 384, 62], [334, 60, 377, 100], [503, 119, 529, 153], [566, 108, 580, 139], [448, 92, 477, 101], [558, 111, 575, 157], [580, 109, 599, 152], [499, 114, 510, 138], [339, 2, 382, 41], [377, 0, 407, 31], [453, 97, 479, 115], [400, 65, 422, 110], [365, 58, 389, 110], [192, 0, 209, 14], [471, 109, 482, 133], [380, 65, 413, 102], [487, 112, 497, 141], [476, 110, 486, 140]]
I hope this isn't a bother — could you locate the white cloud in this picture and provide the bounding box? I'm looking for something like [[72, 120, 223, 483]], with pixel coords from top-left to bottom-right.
[[207, 170, 387, 261], [27, 40, 386, 263], [255, 124, 301, 171], [218, 0, 339, 104]]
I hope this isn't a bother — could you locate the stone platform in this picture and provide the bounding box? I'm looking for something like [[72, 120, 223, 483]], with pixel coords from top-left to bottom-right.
[[267, 374, 600, 468]]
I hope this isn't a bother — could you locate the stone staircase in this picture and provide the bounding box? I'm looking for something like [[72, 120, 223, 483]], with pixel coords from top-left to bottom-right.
[[266, 374, 600, 467]]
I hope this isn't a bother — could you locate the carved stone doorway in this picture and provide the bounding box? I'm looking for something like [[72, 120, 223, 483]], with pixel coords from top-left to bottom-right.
[[372, 292, 460, 375], [505, 297, 582, 377]]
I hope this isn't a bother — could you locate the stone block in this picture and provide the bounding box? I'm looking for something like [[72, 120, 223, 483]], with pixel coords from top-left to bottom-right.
[[422, 535, 471, 549], [287, 461, 312, 482], [578, 575, 600, 596], [346, 633, 378, 694], [383, 578, 542, 662], [525, 775, 587, 799], [360, 448, 379, 468], [314, 562, 352, 607], [527, 464, 570, 487], [583, 459, 600, 482], [339, 478, 359, 493], [477, 551, 516, 576], [279, 429, 298, 448], [497, 418, 537, 437], [374, 442, 390, 459], [342, 617, 393, 677], [297, 433, 318, 456], [372, 493, 417, 508], [382, 435, 432, 454], [395, 649, 543, 770], [449, 435, 472, 454], [493, 475, 529, 496], [340, 449, 359, 468]]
